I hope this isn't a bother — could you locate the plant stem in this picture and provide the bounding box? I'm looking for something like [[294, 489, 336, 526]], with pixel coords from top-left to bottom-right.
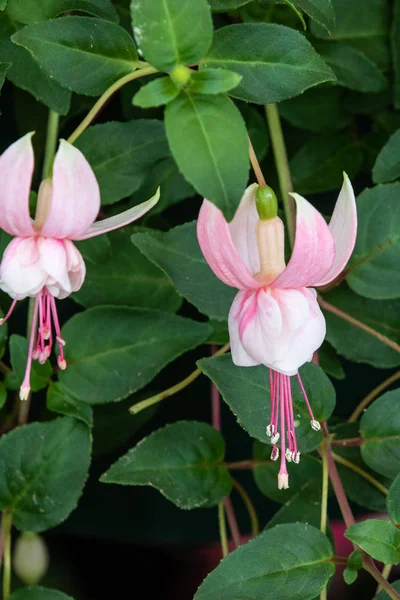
[[265, 103, 295, 246], [2, 511, 12, 600], [224, 496, 241, 549], [363, 558, 400, 600], [129, 342, 230, 415], [67, 66, 157, 144], [348, 370, 400, 422], [218, 501, 228, 558], [331, 438, 363, 447], [320, 435, 329, 535], [332, 452, 389, 496], [232, 478, 259, 537], [318, 295, 400, 353], [248, 138, 266, 186], [376, 564, 393, 595], [42, 110, 60, 179]]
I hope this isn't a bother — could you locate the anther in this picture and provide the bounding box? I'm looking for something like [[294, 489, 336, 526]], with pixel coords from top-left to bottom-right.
[[271, 432, 280, 444], [311, 419, 321, 431], [285, 448, 293, 462], [293, 451, 301, 464], [57, 357, 67, 370], [271, 446, 279, 461]]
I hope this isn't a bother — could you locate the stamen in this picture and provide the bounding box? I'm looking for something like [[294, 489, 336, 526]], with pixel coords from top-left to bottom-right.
[[278, 374, 289, 490], [297, 373, 318, 422], [311, 419, 321, 431], [271, 446, 279, 461], [50, 296, 67, 369], [0, 298, 18, 325], [20, 295, 40, 401]]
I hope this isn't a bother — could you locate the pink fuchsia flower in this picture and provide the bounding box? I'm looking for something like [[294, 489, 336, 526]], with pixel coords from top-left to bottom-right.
[[197, 176, 357, 489], [0, 133, 159, 401]]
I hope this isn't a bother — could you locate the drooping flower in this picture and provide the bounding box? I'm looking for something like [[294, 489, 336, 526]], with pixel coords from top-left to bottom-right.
[[0, 133, 159, 400], [197, 176, 357, 489]]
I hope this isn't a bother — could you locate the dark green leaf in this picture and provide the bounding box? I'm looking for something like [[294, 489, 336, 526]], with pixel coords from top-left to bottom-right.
[[75, 120, 169, 205], [266, 480, 322, 530], [198, 355, 335, 453], [189, 69, 242, 95], [318, 342, 345, 380], [373, 130, 400, 184], [345, 519, 400, 564], [324, 286, 400, 368], [346, 183, 400, 299], [8, 334, 52, 392], [74, 228, 181, 311], [132, 222, 235, 320], [0, 417, 91, 532], [202, 23, 335, 104], [293, 0, 335, 33], [360, 390, 400, 479], [347, 549, 363, 571], [393, 0, 400, 109], [7, 0, 118, 23], [315, 42, 388, 93], [376, 580, 400, 600], [165, 92, 249, 219], [388, 474, 400, 525], [290, 134, 363, 194], [130, 0, 213, 71], [194, 523, 334, 600], [59, 307, 212, 404], [240, 103, 269, 161], [132, 77, 179, 108], [47, 383, 93, 427], [75, 234, 111, 265], [0, 383, 6, 410], [343, 568, 358, 585], [310, 0, 390, 71], [9, 588, 74, 600], [209, 0, 251, 9], [280, 86, 350, 133], [13, 17, 138, 96], [0, 14, 71, 114], [0, 61, 9, 91], [101, 421, 232, 509]]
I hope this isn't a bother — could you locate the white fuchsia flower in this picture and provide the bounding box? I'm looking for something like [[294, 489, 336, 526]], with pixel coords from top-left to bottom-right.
[[197, 176, 357, 489], [0, 133, 159, 400]]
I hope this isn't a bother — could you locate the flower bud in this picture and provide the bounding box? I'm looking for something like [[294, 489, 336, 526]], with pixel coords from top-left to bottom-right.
[[170, 65, 192, 88], [13, 532, 49, 585], [255, 185, 278, 221]]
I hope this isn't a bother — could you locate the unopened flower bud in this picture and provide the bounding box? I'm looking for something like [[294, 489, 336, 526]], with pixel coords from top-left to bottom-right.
[[170, 64, 191, 88], [13, 532, 49, 585], [255, 185, 278, 221]]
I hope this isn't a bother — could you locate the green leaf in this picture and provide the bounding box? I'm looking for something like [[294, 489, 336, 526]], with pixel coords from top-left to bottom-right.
[[318, 342, 345, 380], [310, 0, 390, 71], [0, 382, 6, 410], [101, 421, 232, 509], [293, 0, 335, 33], [290, 134, 363, 194], [47, 383, 93, 427], [165, 92, 249, 219], [130, 0, 213, 72], [347, 549, 363, 571], [74, 228, 181, 311], [12, 17, 138, 96], [315, 42, 388, 93], [254, 441, 321, 503], [393, 0, 400, 109], [189, 69, 242, 95], [130, 157, 196, 216], [266, 480, 322, 530], [388, 473, 400, 525], [194, 523, 334, 600], [343, 567, 358, 585], [0, 60, 9, 91], [208, 0, 251, 9], [59, 307, 212, 404], [0, 14, 71, 114], [132, 77, 179, 108], [132, 222, 235, 320], [324, 286, 400, 368], [202, 23, 335, 104], [7, 0, 118, 23], [346, 183, 400, 299], [373, 130, 400, 184], [345, 519, 400, 564], [75, 234, 111, 265], [376, 580, 400, 600], [9, 588, 75, 600], [240, 103, 269, 161], [75, 120, 169, 205], [0, 417, 91, 532], [8, 334, 52, 392], [360, 390, 400, 479], [198, 355, 335, 453], [280, 86, 350, 133]]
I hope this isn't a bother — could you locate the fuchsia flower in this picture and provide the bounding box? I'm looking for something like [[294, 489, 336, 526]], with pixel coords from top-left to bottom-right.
[[197, 176, 357, 489], [0, 133, 159, 400]]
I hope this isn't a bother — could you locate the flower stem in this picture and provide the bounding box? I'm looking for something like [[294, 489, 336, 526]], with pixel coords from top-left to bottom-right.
[[331, 452, 389, 496], [348, 370, 400, 422], [248, 138, 266, 186], [218, 501, 228, 558], [129, 342, 230, 415], [264, 103, 295, 247], [42, 110, 60, 179], [232, 478, 259, 537], [318, 295, 400, 353], [2, 511, 12, 600], [67, 66, 157, 145], [320, 435, 329, 535]]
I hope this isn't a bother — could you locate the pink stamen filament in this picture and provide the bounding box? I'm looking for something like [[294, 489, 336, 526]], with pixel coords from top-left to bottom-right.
[[0, 298, 18, 324], [278, 376, 288, 480], [20, 295, 40, 396], [296, 373, 316, 421]]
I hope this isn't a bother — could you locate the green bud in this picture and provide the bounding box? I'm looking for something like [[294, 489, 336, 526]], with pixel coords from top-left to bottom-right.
[[347, 549, 363, 571], [255, 185, 278, 221], [170, 65, 192, 88], [13, 532, 49, 585]]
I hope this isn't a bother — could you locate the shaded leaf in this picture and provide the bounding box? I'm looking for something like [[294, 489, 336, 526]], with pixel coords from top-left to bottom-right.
[[372, 130, 400, 184], [7, 0, 118, 23], [388, 473, 400, 526], [47, 383, 93, 427], [8, 334, 52, 393], [280, 86, 350, 133], [393, 0, 400, 109], [9, 589, 75, 600]]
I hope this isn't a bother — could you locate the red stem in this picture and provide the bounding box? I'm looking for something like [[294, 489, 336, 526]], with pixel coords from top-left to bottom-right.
[[223, 496, 241, 548]]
